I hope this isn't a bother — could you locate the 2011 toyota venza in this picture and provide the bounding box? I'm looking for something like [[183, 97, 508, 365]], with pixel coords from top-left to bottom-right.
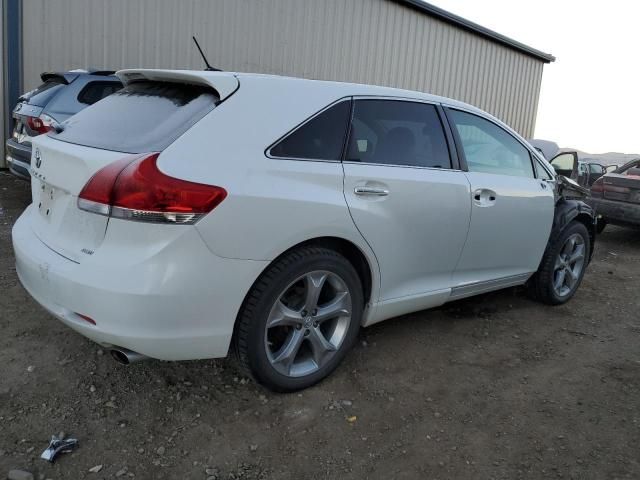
[[12, 69, 595, 391]]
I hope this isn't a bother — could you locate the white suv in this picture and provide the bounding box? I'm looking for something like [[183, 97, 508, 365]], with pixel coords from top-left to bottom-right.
[[12, 70, 595, 391]]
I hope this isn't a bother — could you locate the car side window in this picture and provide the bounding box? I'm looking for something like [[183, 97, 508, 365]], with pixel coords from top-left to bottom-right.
[[534, 157, 553, 180], [579, 163, 589, 175], [345, 100, 452, 169], [270, 101, 351, 161], [449, 109, 534, 178], [589, 163, 603, 174], [551, 153, 576, 171], [78, 81, 123, 106]]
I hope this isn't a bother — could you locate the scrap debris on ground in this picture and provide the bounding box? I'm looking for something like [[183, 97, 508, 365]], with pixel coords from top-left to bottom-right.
[[0, 172, 639, 479]]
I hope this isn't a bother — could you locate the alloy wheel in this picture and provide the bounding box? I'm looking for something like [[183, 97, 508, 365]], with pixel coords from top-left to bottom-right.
[[264, 270, 352, 378], [552, 233, 586, 297]]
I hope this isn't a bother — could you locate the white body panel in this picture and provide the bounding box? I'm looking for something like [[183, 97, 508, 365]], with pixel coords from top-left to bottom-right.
[[13, 205, 267, 360], [343, 164, 471, 324], [452, 172, 555, 288], [28, 137, 131, 263], [12, 70, 556, 361]]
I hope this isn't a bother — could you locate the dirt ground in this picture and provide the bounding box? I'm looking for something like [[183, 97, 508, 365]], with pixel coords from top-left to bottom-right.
[[1, 170, 639, 480]]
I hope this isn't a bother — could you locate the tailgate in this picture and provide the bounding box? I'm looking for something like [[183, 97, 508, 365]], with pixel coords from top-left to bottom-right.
[[28, 135, 133, 263], [24, 71, 232, 262]]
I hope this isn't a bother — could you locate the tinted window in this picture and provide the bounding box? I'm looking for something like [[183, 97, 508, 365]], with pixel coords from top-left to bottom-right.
[[53, 81, 218, 153], [78, 81, 122, 105], [20, 79, 66, 107], [449, 109, 534, 178], [270, 101, 351, 160], [346, 100, 451, 168]]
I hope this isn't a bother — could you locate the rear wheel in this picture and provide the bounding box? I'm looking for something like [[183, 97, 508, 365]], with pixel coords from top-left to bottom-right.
[[234, 246, 363, 392], [528, 221, 590, 305]]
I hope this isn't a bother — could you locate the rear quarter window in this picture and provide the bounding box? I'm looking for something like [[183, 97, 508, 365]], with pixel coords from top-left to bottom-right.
[[53, 81, 219, 153], [269, 101, 351, 161], [20, 79, 66, 107]]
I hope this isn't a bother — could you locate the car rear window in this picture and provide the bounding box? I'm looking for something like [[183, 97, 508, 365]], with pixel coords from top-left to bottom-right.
[[52, 81, 219, 153], [77, 81, 123, 105], [20, 79, 66, 107]]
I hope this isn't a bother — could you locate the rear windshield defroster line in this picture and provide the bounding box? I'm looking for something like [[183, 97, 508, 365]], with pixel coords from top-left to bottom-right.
[[52, 81, 220, 154]]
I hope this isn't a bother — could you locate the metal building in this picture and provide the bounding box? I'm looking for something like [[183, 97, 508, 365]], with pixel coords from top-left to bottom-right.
[[2, 0, 554, 168]]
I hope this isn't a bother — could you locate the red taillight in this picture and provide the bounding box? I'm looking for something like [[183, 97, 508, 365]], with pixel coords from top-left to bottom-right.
[[78, 153, 227, 224], [77, 155, 142, 212], [26, 115, 53, 134]]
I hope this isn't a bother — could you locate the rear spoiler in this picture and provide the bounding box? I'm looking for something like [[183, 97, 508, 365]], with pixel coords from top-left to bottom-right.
[[116, 69, 239, 101], [40, 69, 118, 85], [40, 72, 73, 85]]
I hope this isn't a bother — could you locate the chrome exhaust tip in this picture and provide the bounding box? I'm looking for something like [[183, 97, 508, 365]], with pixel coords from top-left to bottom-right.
[[110, 347, 147, 365]]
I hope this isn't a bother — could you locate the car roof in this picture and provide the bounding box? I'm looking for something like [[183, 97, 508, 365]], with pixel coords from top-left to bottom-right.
[[238, 72, 482, 109], [117, 69, 487, 116], [116, 69, 537, 162]]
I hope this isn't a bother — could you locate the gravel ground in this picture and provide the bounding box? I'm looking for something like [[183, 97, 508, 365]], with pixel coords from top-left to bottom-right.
[[1, 171, 639, 479]]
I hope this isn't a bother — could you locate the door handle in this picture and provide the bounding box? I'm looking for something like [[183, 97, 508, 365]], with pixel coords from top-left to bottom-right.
[[473, 188, 497, 206], [354, 186, 389, 196]]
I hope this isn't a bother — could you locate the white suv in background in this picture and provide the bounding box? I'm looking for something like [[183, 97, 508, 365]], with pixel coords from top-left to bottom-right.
[[12, 70, 595, 391]]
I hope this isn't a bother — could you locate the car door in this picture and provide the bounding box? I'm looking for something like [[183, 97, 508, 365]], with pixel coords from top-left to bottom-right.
[[588, 163, 605, 186], [445, 108, 555, 293], [342, 99, 472, 317], [549, 151, 579, 178]]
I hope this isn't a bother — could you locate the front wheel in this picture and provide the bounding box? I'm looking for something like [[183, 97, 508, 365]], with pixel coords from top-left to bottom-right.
[[234, 246, 363, 392], [528, 221, 590, 305]]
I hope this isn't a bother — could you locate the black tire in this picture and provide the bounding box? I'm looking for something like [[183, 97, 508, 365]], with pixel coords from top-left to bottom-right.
[[528, 220, 590, 305], [596, 217, 607, 234], [234, 246, 363, 392]]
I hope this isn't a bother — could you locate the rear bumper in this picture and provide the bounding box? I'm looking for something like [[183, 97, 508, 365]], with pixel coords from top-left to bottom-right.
[[6, 138, 31, 180], [12, 205, 268, 360], [590, 197, 640, 226]]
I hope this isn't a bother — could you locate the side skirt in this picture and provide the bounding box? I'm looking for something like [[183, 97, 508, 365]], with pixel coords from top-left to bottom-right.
[[448, 273, 531, 301], [362, 273, 532, 327]]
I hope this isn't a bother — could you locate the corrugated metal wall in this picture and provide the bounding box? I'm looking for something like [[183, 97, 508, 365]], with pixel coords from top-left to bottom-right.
[[21, 0, 544, 137], [0, 0, 5, 158]]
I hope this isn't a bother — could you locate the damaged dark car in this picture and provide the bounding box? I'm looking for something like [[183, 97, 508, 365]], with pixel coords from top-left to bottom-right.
[[590, 159, 640, 232]]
